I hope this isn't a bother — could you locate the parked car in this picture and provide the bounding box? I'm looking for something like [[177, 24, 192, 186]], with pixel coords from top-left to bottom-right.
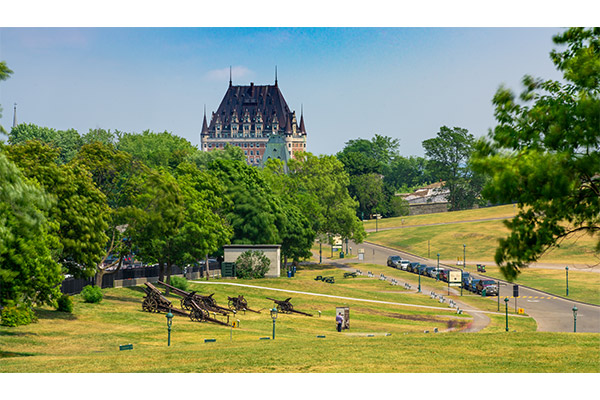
[[429, 267, 443, 279], [399, 260, 410, 270], [407, 262, 420, 273], [462, 272, 471, 287], [424, 267, 435, 277], [439, 269, 451, 282], [469, 279, 481, 292], [476, 280, 499, 296], [387, 255, 402, 268]]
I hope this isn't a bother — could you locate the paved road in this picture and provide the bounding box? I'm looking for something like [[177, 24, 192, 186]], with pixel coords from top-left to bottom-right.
[[333, 240, 600, 333]]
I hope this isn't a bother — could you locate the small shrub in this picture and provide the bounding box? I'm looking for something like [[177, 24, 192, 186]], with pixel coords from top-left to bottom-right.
[[170, 276, 189, 291], [235, 250, 270, 279], [56, 294, 73, 313], [80, 285, 103, 303], [1, 304, 38, 327]]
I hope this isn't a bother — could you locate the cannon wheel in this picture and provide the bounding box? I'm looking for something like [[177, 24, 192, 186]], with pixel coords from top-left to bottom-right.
[[143, 297, 158, 313], [189, 308, 207, 322], [228, 299, 236, 311], [142, 297, 152, 312], [181, 298, 192, 311]]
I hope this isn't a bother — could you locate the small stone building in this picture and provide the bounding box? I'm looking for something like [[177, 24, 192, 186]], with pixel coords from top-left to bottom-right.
[[223, 244, 281, 278]]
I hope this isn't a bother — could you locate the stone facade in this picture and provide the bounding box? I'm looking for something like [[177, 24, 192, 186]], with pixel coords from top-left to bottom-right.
[[223, 244, 281, 278]]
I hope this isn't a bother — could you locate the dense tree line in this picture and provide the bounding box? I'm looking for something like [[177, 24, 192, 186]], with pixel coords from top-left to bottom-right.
[[0, 124, 364, 313]]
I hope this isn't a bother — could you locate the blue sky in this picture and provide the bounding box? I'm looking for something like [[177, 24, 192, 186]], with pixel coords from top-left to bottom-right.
[[0, 25, 571, 157]]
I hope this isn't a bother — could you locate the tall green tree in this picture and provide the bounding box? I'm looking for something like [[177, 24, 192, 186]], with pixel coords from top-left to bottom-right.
[[423, 126, 483, 211], [209, 158, 284, 245], [472, 27, 600, 280], [0, 152, 62, 308], [8, 124, 83, 164], [117, 130, 197, 171], [287, 153, 365, 245], [74, 142, 150, 285], [262, 158, 316, 268], [5, 141, 110, 278], [384, 155, 433, 192]]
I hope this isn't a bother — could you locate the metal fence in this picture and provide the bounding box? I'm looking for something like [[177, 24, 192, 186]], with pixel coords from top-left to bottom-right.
[[60, 261, 220, 295]]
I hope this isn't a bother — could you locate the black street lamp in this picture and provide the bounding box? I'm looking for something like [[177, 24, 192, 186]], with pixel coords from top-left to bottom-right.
[[504, 297, 509, 332], [418, 267, 421, 293], [166, 310, 174, 346], [436, 253, 440, 281], [565, 266, 569, 296], [270, 307, 278, 339], [572, 305, 578, 333], [463, 244, 466, 270]]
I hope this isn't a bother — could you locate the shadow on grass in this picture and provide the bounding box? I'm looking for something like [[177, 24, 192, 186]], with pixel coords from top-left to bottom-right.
[[35, 308, 77, 321], [297, 264, 341, 271], [0, 330, 37, 337], [0, 350, 35, 358], [103, 286, 146, 304]]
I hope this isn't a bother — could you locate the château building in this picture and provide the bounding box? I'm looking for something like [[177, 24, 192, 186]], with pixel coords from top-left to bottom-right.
[[200, 73, 307, 166]]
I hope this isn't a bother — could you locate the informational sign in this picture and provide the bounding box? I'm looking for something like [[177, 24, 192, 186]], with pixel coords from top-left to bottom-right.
[[448, 270, 462, 286], [358, 248, 364, 261], [513, 284, 519, 297]]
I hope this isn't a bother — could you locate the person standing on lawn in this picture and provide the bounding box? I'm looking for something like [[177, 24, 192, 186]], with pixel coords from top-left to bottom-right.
[[336, 312, 344, 332]]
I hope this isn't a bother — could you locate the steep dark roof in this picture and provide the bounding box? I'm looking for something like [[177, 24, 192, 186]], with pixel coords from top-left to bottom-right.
[[208, 83, 294, 131]]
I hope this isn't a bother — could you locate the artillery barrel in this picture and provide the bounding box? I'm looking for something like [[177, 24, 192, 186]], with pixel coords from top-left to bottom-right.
[[156, 280, 191, 297]]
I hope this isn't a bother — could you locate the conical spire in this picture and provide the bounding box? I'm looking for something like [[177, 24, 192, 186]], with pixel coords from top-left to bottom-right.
[[12, 103, 17, 128], [299, 104, 306, 134], [275, 65, 278, 87], [229, 65, 232, 87], [201, 105, 209, 135]]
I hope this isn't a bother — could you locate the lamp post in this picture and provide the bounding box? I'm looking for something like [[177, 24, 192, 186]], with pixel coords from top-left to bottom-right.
[[436, 253, 440, 281], [504, 298, 509, 332], [166, 310, 174, 346], [572, 305, 578, 333], [270, 307, 278, 339], [418, 267, 421, 293], [463, 244, 466, 270], [565, 266, 569, 296], [319, 242, 322, 264]]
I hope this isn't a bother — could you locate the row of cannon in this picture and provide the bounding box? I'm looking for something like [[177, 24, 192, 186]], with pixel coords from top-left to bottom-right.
[[142, 281, 312, 326]]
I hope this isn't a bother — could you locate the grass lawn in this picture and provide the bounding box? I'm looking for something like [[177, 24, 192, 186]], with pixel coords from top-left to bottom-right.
[[367, 219, 598, 265], [1, 264, 598, 372], [362, 204, 517, 230]]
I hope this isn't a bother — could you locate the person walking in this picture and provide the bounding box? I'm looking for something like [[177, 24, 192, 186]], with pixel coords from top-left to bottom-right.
[[336, 312, 344, 332]]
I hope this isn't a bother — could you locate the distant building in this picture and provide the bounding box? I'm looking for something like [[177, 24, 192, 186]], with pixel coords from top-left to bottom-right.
[[200, 71, 307, 166], [401, 181, 449, 204], [398, 181, 450, 216]]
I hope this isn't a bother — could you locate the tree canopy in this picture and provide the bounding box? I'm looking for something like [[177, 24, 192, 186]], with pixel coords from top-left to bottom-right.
[[0, 152, 62, 307], [472, 27, 600, 280]]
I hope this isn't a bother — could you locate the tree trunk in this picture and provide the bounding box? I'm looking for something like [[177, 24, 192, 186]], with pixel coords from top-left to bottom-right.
[[205, 254, 209, 280], [158, 261, 165, 283], [165, 260, 172, 295]]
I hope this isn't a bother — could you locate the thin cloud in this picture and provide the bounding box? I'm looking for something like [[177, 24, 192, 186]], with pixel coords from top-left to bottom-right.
[[205, 66, 253, 82]]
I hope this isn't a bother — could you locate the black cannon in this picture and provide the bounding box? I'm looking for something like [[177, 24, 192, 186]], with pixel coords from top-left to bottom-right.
[[266, 297, 313, 316], [228, 295, 261, 313]]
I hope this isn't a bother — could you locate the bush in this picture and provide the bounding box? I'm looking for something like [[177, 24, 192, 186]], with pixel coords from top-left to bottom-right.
[[56, 294, 73, 313], [170, 276, 189, 291], [235, 250, 270, 279], [80, 285, 103, 303], [1, 304, 38, 327]]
